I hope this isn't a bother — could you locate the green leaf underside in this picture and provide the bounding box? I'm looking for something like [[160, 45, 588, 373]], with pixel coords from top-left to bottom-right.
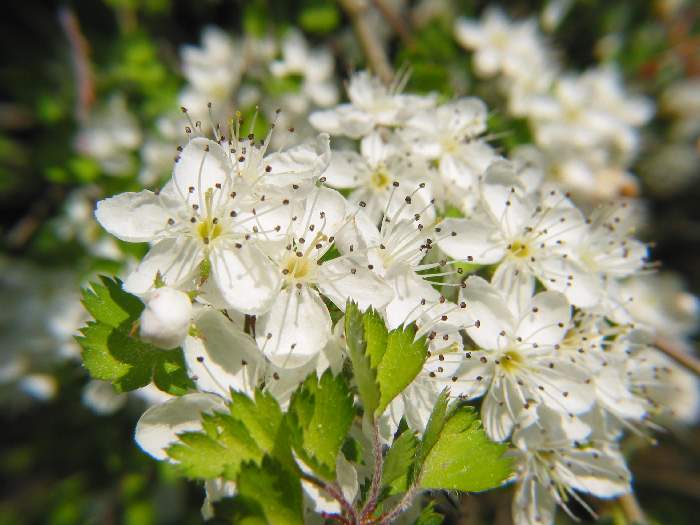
[[77, 277, 192, 395], [383, 428, 419, 495], [419, 405, 513, 492], [236, 457, 304, 525], [287, 370, 354, 480]]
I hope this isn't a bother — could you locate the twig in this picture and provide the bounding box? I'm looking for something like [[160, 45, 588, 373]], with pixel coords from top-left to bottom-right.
[[370, 0, 415, 49], [58, 7, 94, 124], [654, 337, 700, 377], [338, 0, 394, 85], [5, 184, 66, 251], [617, 492, 648, 525], [360, 421, 384, 519]]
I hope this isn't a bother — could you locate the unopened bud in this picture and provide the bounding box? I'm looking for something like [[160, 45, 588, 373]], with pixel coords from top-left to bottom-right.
[[140, 287, 192, 349]]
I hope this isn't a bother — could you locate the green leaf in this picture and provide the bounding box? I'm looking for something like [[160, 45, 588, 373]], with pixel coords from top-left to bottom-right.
[[419, 405, 513, 492], [167, 411, 261, 480], [228, 389, 297, 473], [82, 276, 143, 328], [298, 0, 340, 34], [77, 277, 193, 395], [383, 428, 418, 495], [413, 501, 444, 525], [345, 301, 381, 416], [364, 307, 388, 368], [415, 390, 450, 467], [376, 325, 428, 414], [236, 457, 304, 525], [344, 301, 428, 418], [287, 370, 354, 480]]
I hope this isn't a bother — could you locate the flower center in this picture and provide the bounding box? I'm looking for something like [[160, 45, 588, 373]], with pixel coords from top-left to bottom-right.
[[509, 240, 531, 258], [499, 349, 523, 373], [197, 219, 222, 245], [370, 166, 391, 191], [282, 252, 314, 285]]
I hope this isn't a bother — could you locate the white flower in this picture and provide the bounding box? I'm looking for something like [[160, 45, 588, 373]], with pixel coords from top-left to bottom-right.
[[512, 411, 631, 525], [74, 95, 142, 176], [323, 131, 431, 222], [256, 187, 393, 368], [179, 26, 243, 118], [139, 287, 193, 349], [270, 29, 339, 109], [310, 71, 435, 138], [96, 132, 331, 314], [400, 98, 496, 212], [437, 161, 599, 308], [454, 9, 551, 83], [447, 276, 594, 442]]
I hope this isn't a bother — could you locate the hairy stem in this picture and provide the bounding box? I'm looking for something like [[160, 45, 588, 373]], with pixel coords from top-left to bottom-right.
[[377, 482, 419, 524], [301, 472, 358, 523], [360, 420, 384, 519]]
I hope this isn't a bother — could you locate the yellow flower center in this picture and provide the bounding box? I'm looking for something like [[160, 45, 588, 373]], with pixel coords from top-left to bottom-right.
[[197, 219, 222, 245], [499, 350, 523, 373], [509, 240, 531, 258], [370, 167, 390, 190]]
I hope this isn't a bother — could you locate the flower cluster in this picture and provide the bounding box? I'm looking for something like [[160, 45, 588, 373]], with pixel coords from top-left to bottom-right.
[[94, 62, 699, 524], [455, 8, 653, 203]]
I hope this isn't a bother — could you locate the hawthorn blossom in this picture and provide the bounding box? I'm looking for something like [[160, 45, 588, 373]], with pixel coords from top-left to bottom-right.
[[512, 410, 631, 525], [446, 276, 594, 442], [270, 29, 339, 110], [323, 131, 430, 222], [400, 98, 497, 212], [310, 71, 435, 138], [256, 187, 393, 368], [437, 161, 599, 308]]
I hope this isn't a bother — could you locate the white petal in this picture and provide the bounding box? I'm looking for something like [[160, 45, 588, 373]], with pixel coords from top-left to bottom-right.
[[134, 393, 226, 460], [360, 132, 391, 166], [334, 209, 382, 255], [385, 271, 441, 329], [124, 237, 203, 295], [437, 218, 505, 264], [557, 446, 631, 497], [292, 186, 348, 240], [309, 105, 374, 138], [482, 379, 516, 442], [512, 475, 557, 525], [211, 244, 281, 314], [516, 291, 571, 347], [172, 137, 232, 197], [317, 258, 393, 311], [264, 133, 331, 188], [324, 150, 369, 188], [95, 191, 174, 243], [257, 286, 332, 368], [461, 276, 516, 350], [184, 309, 264, 397], [492, 260, 535, 316]]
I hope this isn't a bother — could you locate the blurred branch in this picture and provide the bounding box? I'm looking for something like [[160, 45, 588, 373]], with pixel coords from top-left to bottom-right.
[[5, 185, 65, 251], [617, 492, 648, 525], [654, 337, 700, 377], [338, 0, 394, 85], [371, 0, 415, 49], [58, 7, 94, 124]]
